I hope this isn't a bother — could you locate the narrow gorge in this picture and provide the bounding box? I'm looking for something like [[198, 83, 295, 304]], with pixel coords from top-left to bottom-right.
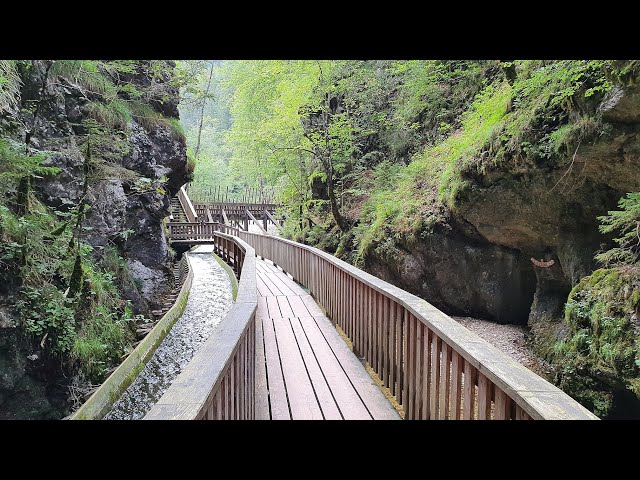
[[1, 59, 639, 420]]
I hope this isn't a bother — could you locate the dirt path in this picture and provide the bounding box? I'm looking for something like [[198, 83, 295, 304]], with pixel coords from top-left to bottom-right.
[[452, 316, 551, 377]]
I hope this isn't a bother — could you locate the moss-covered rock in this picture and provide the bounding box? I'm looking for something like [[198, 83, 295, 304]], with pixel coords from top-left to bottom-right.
[[550, 267, 640, 417]]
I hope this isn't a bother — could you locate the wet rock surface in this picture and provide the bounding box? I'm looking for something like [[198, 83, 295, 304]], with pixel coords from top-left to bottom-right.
[[104, 253, 233, 420]]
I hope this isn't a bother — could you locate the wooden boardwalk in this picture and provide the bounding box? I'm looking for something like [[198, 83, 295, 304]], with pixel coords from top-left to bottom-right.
[[254, 258, 400, 420], [141, 189, 599, 421]]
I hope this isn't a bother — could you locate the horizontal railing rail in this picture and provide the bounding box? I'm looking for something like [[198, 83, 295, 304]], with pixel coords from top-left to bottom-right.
[[178, 185, 198, 223], [235, 231, 598, 420], [168, 222, 241, 240], [144, 232, 257, 420]]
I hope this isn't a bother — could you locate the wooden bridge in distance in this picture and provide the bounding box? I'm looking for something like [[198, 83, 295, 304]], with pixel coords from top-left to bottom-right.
[[144, 187, 598, 420], [170, 186, 281, 239]]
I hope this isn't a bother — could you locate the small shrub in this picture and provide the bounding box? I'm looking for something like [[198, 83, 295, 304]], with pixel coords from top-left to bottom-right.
[[16, 286, 76, 355]]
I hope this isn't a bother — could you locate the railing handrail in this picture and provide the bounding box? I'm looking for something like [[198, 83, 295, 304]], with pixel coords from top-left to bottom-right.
[[144, 232, 257, 420], [194, 202, 282, 207], [178, 185, 198, 222], [234, 230, 598, 420]]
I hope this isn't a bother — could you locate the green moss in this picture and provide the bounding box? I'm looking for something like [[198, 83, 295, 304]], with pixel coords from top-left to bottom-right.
[[168, 118, 186, 141], [550, 267, 640, 418]]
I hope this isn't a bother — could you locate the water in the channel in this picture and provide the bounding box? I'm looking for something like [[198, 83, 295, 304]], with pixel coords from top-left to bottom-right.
[[104, 249, 233, 419]]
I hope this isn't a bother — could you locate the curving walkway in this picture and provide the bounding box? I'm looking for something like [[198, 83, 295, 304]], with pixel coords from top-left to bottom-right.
[[254, 258, 399, 420]]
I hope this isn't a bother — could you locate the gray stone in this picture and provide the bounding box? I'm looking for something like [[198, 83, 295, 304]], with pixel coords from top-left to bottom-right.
[[599, 84, 640, 124], [128, 259, 170, 305]]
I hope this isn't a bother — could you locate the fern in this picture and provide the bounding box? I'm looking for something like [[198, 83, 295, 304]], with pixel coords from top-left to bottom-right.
[[596, 192, 640, 266], [0, 139, 59, 179]]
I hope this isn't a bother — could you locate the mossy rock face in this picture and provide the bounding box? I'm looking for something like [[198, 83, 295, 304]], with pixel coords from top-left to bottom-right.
[[550, 267, 640, 418]]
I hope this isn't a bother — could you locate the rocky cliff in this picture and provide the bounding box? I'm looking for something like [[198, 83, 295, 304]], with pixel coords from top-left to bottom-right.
[[366, 84, 640, 327], [294, 60, 640, 417], [0, 60, 188, 418]]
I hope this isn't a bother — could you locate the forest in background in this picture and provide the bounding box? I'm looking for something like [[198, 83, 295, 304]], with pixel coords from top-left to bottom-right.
[[179, 60, 640, 418]]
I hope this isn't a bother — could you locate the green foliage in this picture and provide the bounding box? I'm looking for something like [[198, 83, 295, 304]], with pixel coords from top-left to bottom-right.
[[0, 60, 184, 385], [51, 60, 115, 98], [17, 286, 76, 354], [596, 192, 640, 266], [0, 139, 59, 180], [168, 118, 185, 140], [86, 99, 132, 130], [551, 268, 640, 417], [73, 304, 131, 381]]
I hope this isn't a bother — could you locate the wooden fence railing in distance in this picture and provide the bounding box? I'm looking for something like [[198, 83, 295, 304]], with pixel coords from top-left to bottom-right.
[[235, 231, 598, 420], [144, 232, 257, 420], [168, 222, 241, 241]]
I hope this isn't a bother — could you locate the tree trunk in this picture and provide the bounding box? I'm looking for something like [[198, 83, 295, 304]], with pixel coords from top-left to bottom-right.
[[194, 62, 214, 159], [326, 167, 348, 231]]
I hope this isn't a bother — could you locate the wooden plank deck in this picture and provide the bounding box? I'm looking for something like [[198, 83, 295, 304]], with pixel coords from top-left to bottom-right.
[[254, 258, 399, 420]]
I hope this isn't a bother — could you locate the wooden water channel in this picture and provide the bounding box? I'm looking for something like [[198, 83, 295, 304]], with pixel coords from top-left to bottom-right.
[[138, 189, 599, 420]]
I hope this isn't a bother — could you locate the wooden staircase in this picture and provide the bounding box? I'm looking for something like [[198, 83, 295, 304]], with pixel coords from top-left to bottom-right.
[[170, 196, 187, 223]]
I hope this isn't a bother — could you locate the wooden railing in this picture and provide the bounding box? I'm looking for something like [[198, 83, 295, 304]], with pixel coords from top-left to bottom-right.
[[168, 222, 240, 241], [177, 185, 198, 223], [144, 232, 257, 420], [235, 231, 598, 420]]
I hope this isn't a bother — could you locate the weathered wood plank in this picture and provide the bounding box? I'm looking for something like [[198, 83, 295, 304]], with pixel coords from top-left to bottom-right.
[[310, 315, 400, 420], [266, 296, 282, 319], [297, 316, 370, 419], [451, 350, 462, 420], [407, 314, 415, 419], [260, 271, 284, 296], [261, 317, 290, 420], [421, 327, 431, 420], [257, 296, 269, 318], [287, 295, 313, 317], [265, 269, 296, 297], [256, 275, 273, 297], [402, 308, 409, 412], [276, 296, 295, 318], [430, 334, 441, 419], [289, 317, 342, 420], [478, 372, 492, 420], [414, 321, 423, 419], [440, 344, 451, 420], [463, 360, 476, 420], [494, 387, 508, 420], [383, 296, 390, 389], [389, 300, 396, 396], [272, 316, 323, 419], [300, 294, 324, 316]]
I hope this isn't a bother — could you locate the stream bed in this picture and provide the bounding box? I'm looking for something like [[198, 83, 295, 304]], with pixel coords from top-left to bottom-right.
[[104, 248, 233, 420]]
